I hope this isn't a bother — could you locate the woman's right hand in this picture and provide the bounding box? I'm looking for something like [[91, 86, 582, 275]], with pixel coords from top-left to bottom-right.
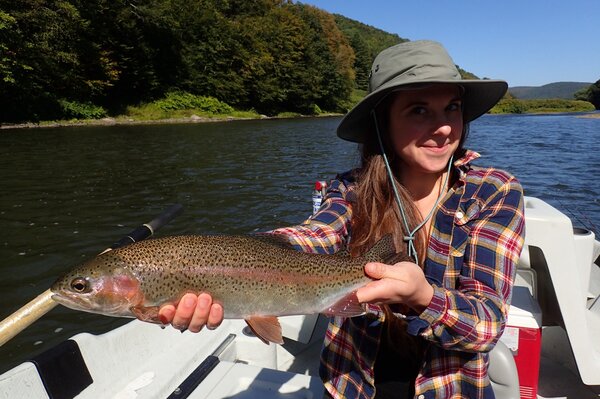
[[158, 293, 224, 333]]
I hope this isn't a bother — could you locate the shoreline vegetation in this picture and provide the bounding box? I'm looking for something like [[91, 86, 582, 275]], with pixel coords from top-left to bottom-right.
[[489, 98, 595, 115], [0, 111, 342, 130], [2, 94, 598, 131], [0, 91, 345, 130]]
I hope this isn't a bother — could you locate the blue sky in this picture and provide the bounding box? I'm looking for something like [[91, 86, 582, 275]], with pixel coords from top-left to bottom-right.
[[297, 1, 599, 87]]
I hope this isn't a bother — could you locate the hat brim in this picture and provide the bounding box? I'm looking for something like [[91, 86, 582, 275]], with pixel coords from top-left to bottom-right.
[[337, 79, 508, 143]]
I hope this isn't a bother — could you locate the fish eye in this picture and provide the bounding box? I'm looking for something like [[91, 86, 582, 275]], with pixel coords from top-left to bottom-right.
[[70, 277, 90, 293]]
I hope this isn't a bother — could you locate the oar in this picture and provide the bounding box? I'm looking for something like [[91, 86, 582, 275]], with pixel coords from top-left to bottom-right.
[[0, 204, 184, 347]]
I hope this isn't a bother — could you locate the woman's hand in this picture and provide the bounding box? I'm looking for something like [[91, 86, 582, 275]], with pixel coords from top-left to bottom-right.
[[356, 261, 434, 313], [158, 293, 224, 333]]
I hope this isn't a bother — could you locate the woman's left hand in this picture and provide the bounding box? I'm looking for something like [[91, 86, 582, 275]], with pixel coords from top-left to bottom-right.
[[356, 261, 434, 313]]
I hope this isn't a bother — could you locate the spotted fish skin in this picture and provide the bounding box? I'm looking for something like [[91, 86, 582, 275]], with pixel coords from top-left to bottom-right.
[[51, 234, 406, 341]]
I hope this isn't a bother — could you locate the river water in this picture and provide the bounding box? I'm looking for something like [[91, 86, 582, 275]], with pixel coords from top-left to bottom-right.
[[0, 113, 599, 373]]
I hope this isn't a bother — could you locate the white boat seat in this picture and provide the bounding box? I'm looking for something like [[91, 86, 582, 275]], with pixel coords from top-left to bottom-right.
[[519, 197, 600, 385]]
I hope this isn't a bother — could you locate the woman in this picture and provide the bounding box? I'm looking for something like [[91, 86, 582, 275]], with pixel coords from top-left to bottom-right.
[[159, 40, 525, 398]]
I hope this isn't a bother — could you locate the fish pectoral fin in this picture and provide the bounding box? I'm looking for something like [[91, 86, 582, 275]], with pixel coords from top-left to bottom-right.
[[321, 292, 366, 317], [244, 316, 283, 345], [130, 305, 162, 324]]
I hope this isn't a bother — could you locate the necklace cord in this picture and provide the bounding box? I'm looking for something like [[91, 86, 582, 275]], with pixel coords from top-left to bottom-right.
[[371, 110, 453, 265]]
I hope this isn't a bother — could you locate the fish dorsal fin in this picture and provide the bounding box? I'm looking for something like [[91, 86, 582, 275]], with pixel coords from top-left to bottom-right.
[[249, 234, 295, 250], [321, 292, 365, 317], [363, 234, 396, 262], [335, 247, 350, 257], [245, 316, 283, 345], [363, 234, 410, 264]]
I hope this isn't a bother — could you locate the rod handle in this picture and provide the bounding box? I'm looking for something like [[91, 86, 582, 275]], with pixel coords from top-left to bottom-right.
[[110, 204, 184, 249], [0, 289, 57, 347]]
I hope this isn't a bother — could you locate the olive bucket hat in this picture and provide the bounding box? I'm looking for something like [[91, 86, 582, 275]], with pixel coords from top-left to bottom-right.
[[337, 40, 508, 143]]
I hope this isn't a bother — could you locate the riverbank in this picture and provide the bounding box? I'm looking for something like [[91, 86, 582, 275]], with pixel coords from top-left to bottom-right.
[[2, 109, 597, 130], [579, 112, 600, 118], [0, 115, 254, 130], [0, 112, 344, 130]]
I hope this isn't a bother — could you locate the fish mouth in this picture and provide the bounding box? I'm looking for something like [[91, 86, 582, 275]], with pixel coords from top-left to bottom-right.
[[51, 292, 94, 312], [51, 292, 132, 317]]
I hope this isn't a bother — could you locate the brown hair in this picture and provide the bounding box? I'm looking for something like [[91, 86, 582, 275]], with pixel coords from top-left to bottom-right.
[[347, 107, 427, 378], [347, 92, 469, 378]]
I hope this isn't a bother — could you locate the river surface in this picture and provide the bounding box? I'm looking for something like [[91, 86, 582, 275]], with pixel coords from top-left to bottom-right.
[[0, 113, 599, 373]]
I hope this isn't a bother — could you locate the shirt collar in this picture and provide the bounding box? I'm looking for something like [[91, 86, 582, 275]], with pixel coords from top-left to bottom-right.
[[453, 149, 480, 181]]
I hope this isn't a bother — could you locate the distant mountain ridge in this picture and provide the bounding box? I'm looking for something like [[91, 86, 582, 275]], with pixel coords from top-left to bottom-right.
[[509, 82, 592, 100]]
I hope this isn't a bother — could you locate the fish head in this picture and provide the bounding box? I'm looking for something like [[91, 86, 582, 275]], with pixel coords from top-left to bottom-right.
[[51, 253, 143, 317]]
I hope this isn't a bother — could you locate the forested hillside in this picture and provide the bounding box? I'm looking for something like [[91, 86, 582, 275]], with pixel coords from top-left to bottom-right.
[[1, 0, 358, 122], [332, 14, 406, 90], [0, 0, 502, 124]]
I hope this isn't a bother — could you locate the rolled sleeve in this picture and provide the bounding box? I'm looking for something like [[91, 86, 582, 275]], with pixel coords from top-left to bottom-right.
[[416, 285, 447, 325]]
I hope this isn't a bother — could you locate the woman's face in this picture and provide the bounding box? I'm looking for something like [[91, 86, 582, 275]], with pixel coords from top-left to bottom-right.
[[387, 84, 463, 176]]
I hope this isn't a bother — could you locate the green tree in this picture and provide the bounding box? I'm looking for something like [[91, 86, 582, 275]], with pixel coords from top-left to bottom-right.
[[333, 13, 406, 91], [74, 0, 184, 111], [0, 11, 19, 85], [575, 80, 600, 110], [237, 5, 308, 114], [153, 0, 247, 106], [291, 4, 354, 113], [348, 33, 371, 90], [574, 86, 590, 101], [457, 66, 479, 80], [0, 0, 89, 121], [590, 80, 600, 110]]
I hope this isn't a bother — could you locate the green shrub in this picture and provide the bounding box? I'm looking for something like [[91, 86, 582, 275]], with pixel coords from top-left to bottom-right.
[[490, 98, 594, 114], [309, 103, 322, 115], [59, 100, 107, 119], [276, 112, 302, 118], [153, 92, 234, 114], [490, 99, 527, 114], [526, 99, 594, 112]]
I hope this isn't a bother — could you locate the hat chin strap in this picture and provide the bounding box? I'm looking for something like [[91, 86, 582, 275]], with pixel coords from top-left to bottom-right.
[[371, 110, 453, 266]]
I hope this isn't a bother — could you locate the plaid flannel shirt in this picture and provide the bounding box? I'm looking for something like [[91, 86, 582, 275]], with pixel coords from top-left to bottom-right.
[[270, 151, 525, 399]]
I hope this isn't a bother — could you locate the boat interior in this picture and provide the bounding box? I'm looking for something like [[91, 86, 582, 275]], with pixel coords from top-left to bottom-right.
[[1, 196, 600, 398]]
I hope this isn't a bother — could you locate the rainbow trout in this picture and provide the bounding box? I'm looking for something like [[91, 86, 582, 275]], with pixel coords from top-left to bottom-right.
[[51, 234, 405, 344]]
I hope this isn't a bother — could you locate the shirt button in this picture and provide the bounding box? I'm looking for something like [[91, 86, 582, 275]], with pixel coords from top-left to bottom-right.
[[456, 211, 464, 219], [418, 395, 425, 399]]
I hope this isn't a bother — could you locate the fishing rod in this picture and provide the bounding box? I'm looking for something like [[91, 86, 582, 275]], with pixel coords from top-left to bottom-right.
[[0, 204, 184, 347]]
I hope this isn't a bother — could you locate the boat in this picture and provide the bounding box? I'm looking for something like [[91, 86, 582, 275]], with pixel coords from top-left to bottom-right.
[[1, 196, 599, 398]]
